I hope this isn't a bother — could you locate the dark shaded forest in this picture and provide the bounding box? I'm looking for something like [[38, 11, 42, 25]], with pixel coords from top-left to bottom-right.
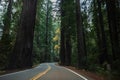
[[0, 0, 120, 79]]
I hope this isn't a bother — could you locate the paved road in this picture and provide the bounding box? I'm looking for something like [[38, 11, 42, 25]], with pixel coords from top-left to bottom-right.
[[0, 63, 48, 80], [0, 63, 88, 80], [38, 63, 86, 80]]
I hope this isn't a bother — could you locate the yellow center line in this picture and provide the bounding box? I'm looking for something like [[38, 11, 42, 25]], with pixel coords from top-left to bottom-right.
[[30, 64, 51, 80]]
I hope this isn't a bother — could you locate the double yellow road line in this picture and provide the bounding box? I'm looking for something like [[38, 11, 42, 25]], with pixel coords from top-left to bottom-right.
[[30, 64, 51, 80]]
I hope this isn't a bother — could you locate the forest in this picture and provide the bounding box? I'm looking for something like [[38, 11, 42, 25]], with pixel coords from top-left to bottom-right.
[[0, 0, 120, 79]]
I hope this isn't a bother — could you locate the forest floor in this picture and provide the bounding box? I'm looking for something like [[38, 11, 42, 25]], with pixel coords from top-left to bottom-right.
[[62, 65, 120, 80], [60, 65, 107, 80]]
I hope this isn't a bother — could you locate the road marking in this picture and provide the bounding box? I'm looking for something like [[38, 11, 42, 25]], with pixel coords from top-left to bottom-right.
[[30, 64, 51, 80], [64, 67, 88, 80]]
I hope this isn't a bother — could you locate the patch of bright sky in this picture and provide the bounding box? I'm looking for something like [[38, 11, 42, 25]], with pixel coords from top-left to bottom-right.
[[0, 1, 6, 19], [50, 0, 84, 16], [50, 0, 57, 2], [51, 0, 84, 3]]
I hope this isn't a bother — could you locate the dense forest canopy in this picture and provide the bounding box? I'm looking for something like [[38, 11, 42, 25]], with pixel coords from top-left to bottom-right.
[[0, 0, 120, 79]]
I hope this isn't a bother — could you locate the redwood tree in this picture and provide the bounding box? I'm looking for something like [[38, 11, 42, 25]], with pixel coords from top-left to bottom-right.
[[97, 0, 108, 64], [76, 0, 86, 68], [105, 0, 120, 60], [60, 0, 65, 65], [10, 0, 38, 68]]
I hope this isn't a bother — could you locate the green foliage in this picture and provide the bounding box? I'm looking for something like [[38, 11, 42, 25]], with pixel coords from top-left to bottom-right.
[[0, 35, 12, 69], [0, 0, 22, 69], [111, 59, 120, 79], [33, 0, 54, 64]]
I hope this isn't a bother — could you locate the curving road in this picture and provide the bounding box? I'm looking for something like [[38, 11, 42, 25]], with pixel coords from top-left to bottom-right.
[[0, 63, 90, 80]]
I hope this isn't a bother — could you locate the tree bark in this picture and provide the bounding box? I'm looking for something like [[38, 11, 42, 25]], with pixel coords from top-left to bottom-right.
[[60, 0, 65, 65], [97, 0, 108, 64], [10, 0, 38, 68], [65, 35, 71, 66], [76, 0, 86, 68], [105, 0, 120, 60], [45, 0, 49, 62]]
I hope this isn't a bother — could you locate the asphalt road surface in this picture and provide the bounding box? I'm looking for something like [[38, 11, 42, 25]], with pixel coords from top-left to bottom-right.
[[0, 63, 89, 80]]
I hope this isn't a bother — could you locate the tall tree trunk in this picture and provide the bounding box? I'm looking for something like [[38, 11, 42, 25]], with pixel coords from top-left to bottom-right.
[[64, 1, 72, 66], [76, 0, 86, 68], [65, 34, 71, 66], [97, 0, 108, 64], [93, 0, 101, 64], [60, 0, 65, 65], [105, 0, 120, 60], [9, 0, 38, 68], [60, 24, 65, 65], [45, 0, 49, 62]]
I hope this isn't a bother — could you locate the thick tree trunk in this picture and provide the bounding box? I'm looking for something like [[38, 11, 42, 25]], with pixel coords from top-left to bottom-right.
[[105, 0, 120, 60], [97, 0, 108, 64], [76, 0, 86, 68], [45, 0, 49, 62], [60, 25, 65, 65], [93, 0, 102, 63], [93, 0, 109, 65], [60, 0, 65, 65], [65, 34, 71, 66], [10, 0, 38, 68]]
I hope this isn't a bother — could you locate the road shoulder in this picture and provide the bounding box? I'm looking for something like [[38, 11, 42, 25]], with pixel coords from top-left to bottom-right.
[[58, 65, 106, 80]]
